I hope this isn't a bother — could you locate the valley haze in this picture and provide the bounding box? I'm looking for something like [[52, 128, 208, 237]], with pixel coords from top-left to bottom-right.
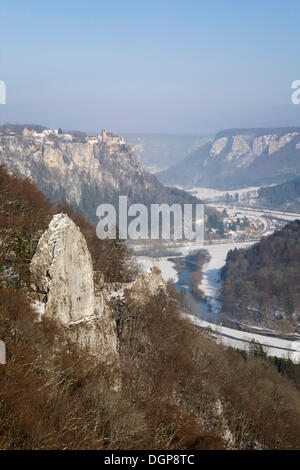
[[1, 0, 300, 454]]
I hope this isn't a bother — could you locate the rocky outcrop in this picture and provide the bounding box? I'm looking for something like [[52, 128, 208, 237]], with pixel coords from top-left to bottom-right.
[[30, 214, 95, 324], [127, 267, 167, 305], [30, 213, 118, 363], [158, 127, 300, 189], [0, 128, 142, 208], [0, 127, 196, 224], [30, 213, 168, 366]]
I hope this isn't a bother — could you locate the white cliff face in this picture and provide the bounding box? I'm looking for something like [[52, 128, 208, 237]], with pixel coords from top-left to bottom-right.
[[210, 137, 228, 157], [224, 133, 299, 166], [29, 213, 168, 366], [0, 128, 197, 229], [252, 136, 271, 155], [158, 128, 300, 189], [129, 267, 167, 302], [30, 214, 95, 324], [103, 267, 167, 316], [30, 213, 118, 362], [0, 130, 148, 213]]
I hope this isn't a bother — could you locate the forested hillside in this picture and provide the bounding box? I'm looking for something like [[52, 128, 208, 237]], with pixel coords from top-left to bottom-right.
[[221, 220, 300, 333], [1, 166, 300, 449], [258, 177, 300, 212]]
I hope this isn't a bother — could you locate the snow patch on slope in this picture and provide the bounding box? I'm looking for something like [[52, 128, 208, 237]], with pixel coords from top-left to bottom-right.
[[136, 256, 178, 283]]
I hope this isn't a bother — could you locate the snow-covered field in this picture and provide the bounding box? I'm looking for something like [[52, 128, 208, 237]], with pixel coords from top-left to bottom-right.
[[136, 241, 254, 309], [136, 241, 300, 363], [137, 256, 178, 282], [185, 314, 300, 363], [184, 186, 261, 202], [214, 204, 300, 222]]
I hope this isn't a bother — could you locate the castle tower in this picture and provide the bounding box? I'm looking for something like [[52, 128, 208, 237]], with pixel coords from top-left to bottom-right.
[[101, 129, 107, 143]]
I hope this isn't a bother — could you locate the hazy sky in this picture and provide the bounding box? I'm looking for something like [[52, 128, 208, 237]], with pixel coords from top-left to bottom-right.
[[0, 0, 300, 134]]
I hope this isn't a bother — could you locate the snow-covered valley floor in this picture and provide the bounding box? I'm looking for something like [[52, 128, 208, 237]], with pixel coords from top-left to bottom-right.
[[136, 238, 300, 363]]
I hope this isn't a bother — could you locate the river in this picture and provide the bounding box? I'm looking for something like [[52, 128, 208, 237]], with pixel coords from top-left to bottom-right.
[[135, 204, 300, 324], [135, 205, 300, 360], [174, 241, 254, 321], [136, 238, 300, 361]]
